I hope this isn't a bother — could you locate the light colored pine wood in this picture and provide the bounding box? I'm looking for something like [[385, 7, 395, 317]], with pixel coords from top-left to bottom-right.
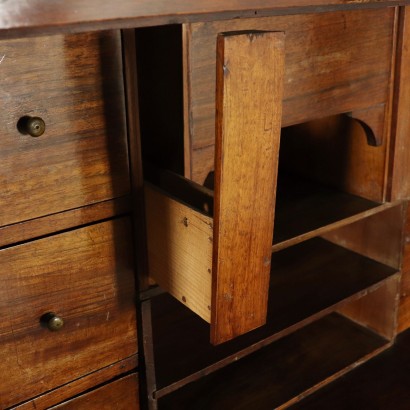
[[211, 31, 285, 344], [145, 184, 213, 322]]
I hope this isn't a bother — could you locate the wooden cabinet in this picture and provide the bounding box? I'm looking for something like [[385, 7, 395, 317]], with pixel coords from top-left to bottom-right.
[[1, 2, 410, 410]]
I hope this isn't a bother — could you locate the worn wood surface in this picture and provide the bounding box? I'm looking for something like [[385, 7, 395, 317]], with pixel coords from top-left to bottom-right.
[[0, 219, 137, 409], [0, 30, 129, 228], [0, 197, 131, 248], [50, 373, 139, 410], [211, 31, 284, 344], [184, 8, 395, 184], [145, 184, 213, 322], [14, 356, 138, 410], [0, 1, 403, 37], [150, 238, 397, 394], [158, 314, 389, 409], [389, 7, 410, 201]]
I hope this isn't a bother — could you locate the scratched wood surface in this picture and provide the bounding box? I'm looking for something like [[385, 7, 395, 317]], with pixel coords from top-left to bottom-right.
[[0, 218, 137, 409], [0, 0, 405, 38], [183, 8, 395, 184], [50, 373, 140, 410], [0, 30, 129, 228], [211, 31, 284, 344]]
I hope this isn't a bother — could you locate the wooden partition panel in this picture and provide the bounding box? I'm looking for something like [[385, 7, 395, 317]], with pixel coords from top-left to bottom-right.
[[211, 31, 285, 344]]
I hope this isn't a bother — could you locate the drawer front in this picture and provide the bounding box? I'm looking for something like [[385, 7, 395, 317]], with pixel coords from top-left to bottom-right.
[[184, 8, 395, 184], [0, 218, 137, 409], [0, 30, 130, 227], [50, 373, 140, 410]]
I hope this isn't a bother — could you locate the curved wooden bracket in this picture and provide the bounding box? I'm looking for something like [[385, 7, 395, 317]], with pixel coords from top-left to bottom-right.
[[347, 105, 386, 147]]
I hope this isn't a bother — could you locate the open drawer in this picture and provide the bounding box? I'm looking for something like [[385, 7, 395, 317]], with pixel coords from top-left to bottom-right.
[[138, 9, 399, 345]]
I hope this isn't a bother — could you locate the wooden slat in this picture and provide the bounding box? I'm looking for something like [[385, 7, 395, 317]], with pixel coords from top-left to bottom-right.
[[50, 373, 139, 410], [212, 31, 285, 344], [145, 184, 213, 322], [0, 1, 402, 37], [157, 314, 389, 409]]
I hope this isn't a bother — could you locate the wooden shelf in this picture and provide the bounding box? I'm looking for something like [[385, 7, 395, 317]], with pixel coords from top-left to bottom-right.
[[157, 313, 390, 409], [150, 238, 397, 397], [273, 174, 383, 251]]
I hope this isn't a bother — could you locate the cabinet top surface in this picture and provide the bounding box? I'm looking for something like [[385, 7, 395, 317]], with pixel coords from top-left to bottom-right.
[[0, 0, 405, 36]]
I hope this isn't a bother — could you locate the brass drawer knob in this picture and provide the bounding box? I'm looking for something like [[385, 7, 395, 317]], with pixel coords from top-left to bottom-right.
[[17, 115, 46, 137], [42, 312, 64, 331]]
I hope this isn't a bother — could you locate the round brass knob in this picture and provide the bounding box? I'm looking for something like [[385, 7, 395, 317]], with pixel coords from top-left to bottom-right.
[[42, 312, 64, 331], [17, 116, 46, 137]]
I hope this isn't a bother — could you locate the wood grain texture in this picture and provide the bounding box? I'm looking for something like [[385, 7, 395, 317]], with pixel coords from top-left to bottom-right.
[[389, 7, 410, 201], [184, 8, 395, 184], [15, 356, 138, 410], [50, 373, 140, 410], [211, 31, 284, 344], [0, 196, 131, 248], [150, 238, 397, 394], [0, 219, 137, 409], [158, 314, 389, 410], [338, 275, 400, 340], [145, 184, 213, 322], [398, 202, 410, 332], [0, 1, 402, 36], [0, 30, 129, 227], [279, 112, 389, 203]]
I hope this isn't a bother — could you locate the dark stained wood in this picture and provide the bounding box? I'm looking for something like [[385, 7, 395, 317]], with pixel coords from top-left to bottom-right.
[[0, 30, 130, 228], [50, 373, 140, 410], [290, 326, 410, 409], [279, 113, 388, 203], [0, 219, 137, 409], [211, 31, 284, 344], [389, 7, 410, 201], [150, 238, 397, 394], [158, 314, 389, 409], [0, 1, 403, 37], [15, 356, 138, 410], [0, 196, 131, 248], [273, 173, 382, 249], [184, 9, 395, 184]]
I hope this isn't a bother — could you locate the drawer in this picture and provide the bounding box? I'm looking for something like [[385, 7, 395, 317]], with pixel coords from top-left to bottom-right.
[[0, 218, 137, 409], [0, 30, 130, 227], [50, 373, 140, 410]]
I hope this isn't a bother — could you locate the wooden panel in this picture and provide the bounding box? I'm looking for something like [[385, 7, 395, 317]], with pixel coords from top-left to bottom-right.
[[145, 184, 213, 322], [338, 275, 400, 340], [279, 113, 388, 203], [398, 202, 410, 332], [212, 31, 284, 344], [322, 203, 405, 270], [50, 374, 139, 410], [0, 30, 129, 227], [150, 238, 397, 394], [0, 219, 137, 409], [185, 8, 395, 184], [0, 0, 402, 36], [15, 357, 138, 410], [390, 7, 410, 201], [158, 314, 389, 409]]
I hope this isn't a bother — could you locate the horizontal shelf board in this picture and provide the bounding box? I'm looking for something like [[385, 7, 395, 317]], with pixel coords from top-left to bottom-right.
[[273, 174, 382, 251], [151, 238, 397, 394], [157, 313, 389, 409]]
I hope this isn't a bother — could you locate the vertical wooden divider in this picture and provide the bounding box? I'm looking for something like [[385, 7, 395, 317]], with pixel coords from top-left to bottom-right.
[[211, 31, 285, 344]]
